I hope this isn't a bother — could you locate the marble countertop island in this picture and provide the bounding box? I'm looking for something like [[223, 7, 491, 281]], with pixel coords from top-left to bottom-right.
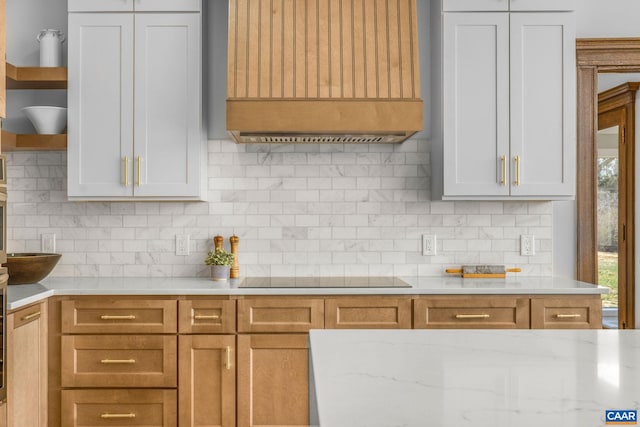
[[309, 329, 640, 427], [7, 275, 607, 310]]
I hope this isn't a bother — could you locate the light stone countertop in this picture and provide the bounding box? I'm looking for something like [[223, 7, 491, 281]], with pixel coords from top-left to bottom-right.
[[7, 275, 608, 310], [308, 329, 640, 427]]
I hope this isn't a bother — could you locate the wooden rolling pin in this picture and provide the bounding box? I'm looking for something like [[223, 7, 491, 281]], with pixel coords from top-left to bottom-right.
[[445, 265, 521, 278]]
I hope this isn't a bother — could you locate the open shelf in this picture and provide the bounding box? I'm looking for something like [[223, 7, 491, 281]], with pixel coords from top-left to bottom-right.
[[1, 130, 67, 151], [6, 63, 67, 90]]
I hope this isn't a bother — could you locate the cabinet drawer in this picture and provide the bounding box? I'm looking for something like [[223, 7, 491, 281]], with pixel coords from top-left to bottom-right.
[[325, 297, 412, 329], [61, 299, 177, 334], [61, 389, 176, 427], [237, 298, 324, 333], [61, 335, 177, 388], [179, 299, 236, 333], [414, 297, 530, 329], [11, 303, 44, 329], [531, 296, 602, 329]]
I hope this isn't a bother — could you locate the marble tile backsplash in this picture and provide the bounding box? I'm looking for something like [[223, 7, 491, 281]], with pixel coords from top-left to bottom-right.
[[5, 139, 553, 277]]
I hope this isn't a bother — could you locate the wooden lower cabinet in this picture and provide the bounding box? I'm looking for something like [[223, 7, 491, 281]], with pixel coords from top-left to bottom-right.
[[413, 296, 530, 329], [7, 302, 47, 427], [237, 334, 309, 427], [61, 389, 176, 427], [178, 335, 235, 427], [530, 295, 602, 329], [325, 297, 412, 329], [0, 402, 6, 427]]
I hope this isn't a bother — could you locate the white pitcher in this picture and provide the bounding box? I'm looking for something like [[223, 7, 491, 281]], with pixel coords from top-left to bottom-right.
[[37, 29, 65, 67]]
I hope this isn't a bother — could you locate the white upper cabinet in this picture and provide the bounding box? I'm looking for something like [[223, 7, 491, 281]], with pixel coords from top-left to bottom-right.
[[433, 2, 575, 200], [442, 0, 574, 12], [67, 13, 134, 198], [509, 13, 575, 197], [443, 13, 510, 197], [67, 0, 205, 201]]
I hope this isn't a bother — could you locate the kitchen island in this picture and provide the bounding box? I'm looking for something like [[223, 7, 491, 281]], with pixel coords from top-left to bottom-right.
[[308, 329, 640, 427]]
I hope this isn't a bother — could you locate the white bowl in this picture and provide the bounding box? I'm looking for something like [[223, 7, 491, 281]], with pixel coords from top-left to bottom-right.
[[21, 106, 67, 134]]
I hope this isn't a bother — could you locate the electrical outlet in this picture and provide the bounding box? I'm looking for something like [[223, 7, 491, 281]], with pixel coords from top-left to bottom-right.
[[176, 234, 190, 256], [520, 235, 535, 256], [422, 234, 436, 256], [41, 233, 56, 253]]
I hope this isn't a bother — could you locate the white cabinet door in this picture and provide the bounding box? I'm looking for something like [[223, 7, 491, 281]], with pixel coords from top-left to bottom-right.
[[67, 13, 134, 198], [133, 13, 202, 198], [443, 13, 510, 197], [442, 0, 508, 12], [509, 12, 575, 197]]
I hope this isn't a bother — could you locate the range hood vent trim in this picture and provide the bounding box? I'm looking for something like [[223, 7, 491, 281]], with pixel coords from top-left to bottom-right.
[[226, 0, 423, 144]]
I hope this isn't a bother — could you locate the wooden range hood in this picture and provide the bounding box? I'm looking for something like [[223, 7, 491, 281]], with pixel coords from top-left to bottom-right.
[[226, 0, 423, 143]]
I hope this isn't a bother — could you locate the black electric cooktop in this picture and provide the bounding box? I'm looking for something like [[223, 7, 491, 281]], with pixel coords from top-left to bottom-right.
[[238, 276, 412, 288]]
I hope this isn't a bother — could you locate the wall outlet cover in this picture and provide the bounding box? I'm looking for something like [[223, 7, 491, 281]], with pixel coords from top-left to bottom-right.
[[520, 235, 535, 256], [423, 234, 437, 256], [41, 233, 56, 253], [176, 234, 190, 256]]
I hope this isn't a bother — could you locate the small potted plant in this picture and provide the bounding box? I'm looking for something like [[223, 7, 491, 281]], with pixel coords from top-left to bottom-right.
[[204, 248, 235, 281]]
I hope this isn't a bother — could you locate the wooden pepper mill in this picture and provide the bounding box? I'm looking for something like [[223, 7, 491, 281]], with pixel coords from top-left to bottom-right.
[[213, 235, 223, 250], [229, 235, 240, 278]]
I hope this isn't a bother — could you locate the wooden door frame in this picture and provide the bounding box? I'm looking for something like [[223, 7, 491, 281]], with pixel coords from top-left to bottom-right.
[[576, 38, 640, 328], [598, 83, 638, 329]]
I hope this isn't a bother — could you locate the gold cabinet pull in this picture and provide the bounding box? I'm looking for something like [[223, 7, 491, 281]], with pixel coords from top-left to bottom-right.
[[455, 314, 491, 319], [100, 413, 136, 419], [100, 315, 136, 320], [100, 359, 136, 364], [500, 155, 507, 186], [21, 311, 41, 321], [123, 156, 129, 187], [225, 346, 231, 370], [514, 155, 521, 186], [194, 314, 220, 320], [555, 314, 581, 319], [136, 156, 142, 187]]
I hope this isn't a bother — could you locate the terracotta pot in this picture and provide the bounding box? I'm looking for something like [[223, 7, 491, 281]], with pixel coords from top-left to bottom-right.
[[211, 265, 230, 281]]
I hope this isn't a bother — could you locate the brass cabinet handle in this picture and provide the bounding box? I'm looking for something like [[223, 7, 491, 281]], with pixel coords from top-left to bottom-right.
[[100, 315, 136, 320], [21, 311, 41, 321], [100, 359, 136, 364], [194, 314, 220, 320], [455, 314, 491, 319], [514, 155, 521, 186], [100, 413, 136, 419], [555, 314, 581, 319], [123, 156, 129, 187], [136, 156, 142, 187], [225, 346, 232, 370], [500, 155, 507, 186]]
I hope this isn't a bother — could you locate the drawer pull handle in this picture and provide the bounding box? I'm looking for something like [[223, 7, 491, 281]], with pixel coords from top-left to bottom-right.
[[100, 359, 136, 364], [21, 311, 41, 321], [194, 314, 220, 320], [555, 314, 581, 319], [455, 314, 491, 319], [225, 346, 231, 370], [100, 413, 136, 419], [100, 315, 136, 320]]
